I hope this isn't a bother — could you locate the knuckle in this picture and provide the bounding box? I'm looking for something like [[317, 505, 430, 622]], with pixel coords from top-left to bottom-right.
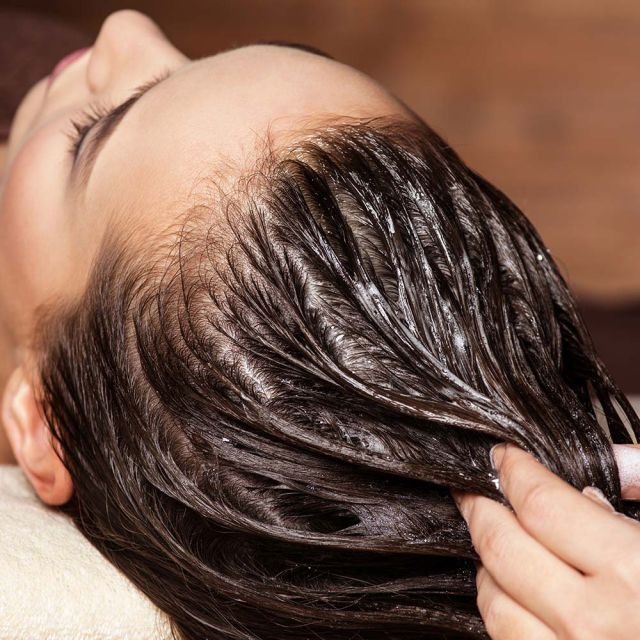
[[555, 594, 600, 640], [518, 480, 551, 521], [611, 544, 640, 593], [497, 445, 530, 485], [477, 587, 496, 628], [478, 590, 508, 639], [498, 445, 519, 478], [560, 621, 603, 640], [556, 615, 582, 640], [475, 522, 511, 563]]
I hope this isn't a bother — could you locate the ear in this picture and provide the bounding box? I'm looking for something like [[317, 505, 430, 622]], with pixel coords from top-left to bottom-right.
[[1, 366, 73, 505]]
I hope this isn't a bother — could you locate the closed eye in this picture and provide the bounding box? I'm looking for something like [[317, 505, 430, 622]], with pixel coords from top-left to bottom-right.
[[64, 69, 171, 169], [65, 102, 113, 160]]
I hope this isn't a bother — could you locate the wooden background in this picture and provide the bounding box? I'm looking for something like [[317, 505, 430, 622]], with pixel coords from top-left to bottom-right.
[[1, 0, 639, 389]]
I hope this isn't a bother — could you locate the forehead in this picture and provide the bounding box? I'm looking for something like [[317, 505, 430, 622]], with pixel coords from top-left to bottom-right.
[[82, 45, 407, 237]]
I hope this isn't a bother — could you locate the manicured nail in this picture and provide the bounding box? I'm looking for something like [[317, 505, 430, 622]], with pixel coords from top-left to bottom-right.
[[582, 486, 615, 512], [490, 444, 507, 471]]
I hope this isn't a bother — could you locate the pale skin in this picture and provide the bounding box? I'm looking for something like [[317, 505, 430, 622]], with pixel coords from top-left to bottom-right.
[[0, 8, 410, 480], [0, 10, 639, 638], [454, 445, 640, 639]]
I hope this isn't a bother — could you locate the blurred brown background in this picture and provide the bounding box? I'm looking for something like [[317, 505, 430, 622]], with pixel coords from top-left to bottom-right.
[[1, 0, 638, 390]]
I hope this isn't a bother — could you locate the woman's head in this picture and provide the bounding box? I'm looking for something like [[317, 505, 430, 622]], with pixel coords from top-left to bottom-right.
[[2, 10, 639, 640], [0, 10, 410, 502]]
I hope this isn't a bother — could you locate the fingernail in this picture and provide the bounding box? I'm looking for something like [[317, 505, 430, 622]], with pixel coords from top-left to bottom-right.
[[490, 444, 507, 471], [582, 486, 616, 512], [612, 444, 640, 501]]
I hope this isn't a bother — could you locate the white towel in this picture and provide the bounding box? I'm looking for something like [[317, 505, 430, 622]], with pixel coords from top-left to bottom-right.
[[0, 465, 171, 640]]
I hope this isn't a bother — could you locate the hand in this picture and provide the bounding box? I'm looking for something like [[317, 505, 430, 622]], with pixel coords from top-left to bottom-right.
[[454, 444, 640, 640]]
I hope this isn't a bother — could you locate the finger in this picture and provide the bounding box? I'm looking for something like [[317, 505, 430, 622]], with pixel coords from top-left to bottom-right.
[[613, 444, 640, 500], [492, 444, 640, 574], [455, 491, 584, 631], [582, 486, 616, 512], [475, 565, 556, 640]]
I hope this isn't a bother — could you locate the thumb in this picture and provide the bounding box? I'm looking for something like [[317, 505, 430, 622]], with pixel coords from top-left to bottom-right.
[[612, 444, 640, 500]]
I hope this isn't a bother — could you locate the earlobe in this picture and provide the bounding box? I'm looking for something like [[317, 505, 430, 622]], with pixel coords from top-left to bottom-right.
[[1, 366, 73, 505]]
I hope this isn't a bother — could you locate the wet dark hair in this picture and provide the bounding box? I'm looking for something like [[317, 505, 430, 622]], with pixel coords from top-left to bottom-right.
[[34, 116, 639, 639]]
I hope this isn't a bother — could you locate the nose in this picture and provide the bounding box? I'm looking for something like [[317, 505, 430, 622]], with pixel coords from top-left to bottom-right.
[[86, 10, 186, 96]]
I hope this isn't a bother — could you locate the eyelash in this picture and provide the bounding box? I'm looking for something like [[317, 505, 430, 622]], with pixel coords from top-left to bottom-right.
[[64, 69, 171, 161], [65, 101, 114, 160]]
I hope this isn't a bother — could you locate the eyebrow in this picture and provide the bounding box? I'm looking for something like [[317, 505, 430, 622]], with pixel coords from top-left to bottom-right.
[[70, 42, 334, 192]]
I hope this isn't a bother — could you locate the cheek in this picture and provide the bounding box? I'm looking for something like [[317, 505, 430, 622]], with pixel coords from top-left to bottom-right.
[[0, 126, 72, 334]]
